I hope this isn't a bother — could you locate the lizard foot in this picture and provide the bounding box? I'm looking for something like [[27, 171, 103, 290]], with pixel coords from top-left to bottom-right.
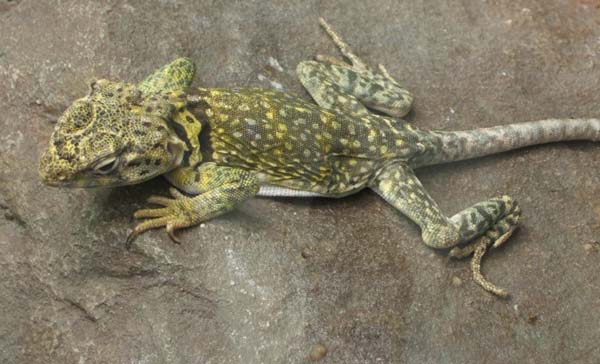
[[318, 17, 368, 72], [449, 205, 522, 298], [126, 187, 195, 248], [318, 18, 398, 83]]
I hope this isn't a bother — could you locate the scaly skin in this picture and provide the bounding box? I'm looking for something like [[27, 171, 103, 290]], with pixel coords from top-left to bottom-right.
[[39, 18, 600, 297]]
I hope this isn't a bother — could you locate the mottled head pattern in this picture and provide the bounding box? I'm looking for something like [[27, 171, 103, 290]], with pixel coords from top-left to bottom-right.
[[39, 79, 187, 187]]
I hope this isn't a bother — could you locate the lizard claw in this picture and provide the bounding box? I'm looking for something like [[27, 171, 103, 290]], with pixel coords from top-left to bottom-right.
[[125, 229, 140, 250], [166, 223, 182, 244]]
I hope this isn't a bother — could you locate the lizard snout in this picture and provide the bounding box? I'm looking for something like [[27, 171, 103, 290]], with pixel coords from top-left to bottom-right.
[[38, 151, 75, 186]]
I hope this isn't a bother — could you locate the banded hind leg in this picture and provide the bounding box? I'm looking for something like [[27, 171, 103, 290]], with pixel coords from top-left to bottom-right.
[[296, 18, 413, 118], [371, 163, 522, 297]]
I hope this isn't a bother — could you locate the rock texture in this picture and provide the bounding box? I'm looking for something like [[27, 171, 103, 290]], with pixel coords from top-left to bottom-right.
[[1, 1, 599, 363]]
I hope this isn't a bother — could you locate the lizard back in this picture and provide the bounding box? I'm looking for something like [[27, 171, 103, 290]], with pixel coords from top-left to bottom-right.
[[190, 87, 415, 196]]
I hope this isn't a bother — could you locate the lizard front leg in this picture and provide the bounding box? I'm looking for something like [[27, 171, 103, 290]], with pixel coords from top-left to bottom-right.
[[371, 163, 522, 297], [126, 163, 259, 247], [138, 57, 196, 94]]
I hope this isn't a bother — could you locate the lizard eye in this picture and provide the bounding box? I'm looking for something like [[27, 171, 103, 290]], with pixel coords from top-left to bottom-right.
[[94, 157, 120, 174]]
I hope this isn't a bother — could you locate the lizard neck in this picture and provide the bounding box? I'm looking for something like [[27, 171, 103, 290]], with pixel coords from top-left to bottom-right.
[[160, 89, 210, 168], [182, 87, 221, 164]]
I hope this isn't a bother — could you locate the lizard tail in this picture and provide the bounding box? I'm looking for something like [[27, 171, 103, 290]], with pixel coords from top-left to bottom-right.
[[413, 118, 600, 167]]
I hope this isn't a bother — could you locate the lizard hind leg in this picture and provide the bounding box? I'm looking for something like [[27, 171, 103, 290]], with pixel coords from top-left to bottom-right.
[[296, 18, 413, 118], [371, 163, 522, 297]]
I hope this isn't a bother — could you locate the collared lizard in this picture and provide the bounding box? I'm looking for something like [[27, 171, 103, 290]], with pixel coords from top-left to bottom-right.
[[39, 18, 600, 297]]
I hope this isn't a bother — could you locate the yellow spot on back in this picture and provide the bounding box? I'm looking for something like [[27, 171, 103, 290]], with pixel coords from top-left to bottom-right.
[[368, 129, 377, 143], [294, 107, 310, 113], [348, 124, 356, 135]]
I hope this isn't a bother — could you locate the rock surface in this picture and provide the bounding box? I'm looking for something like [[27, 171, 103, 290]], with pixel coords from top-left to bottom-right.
[[1, 1, 599, 363]]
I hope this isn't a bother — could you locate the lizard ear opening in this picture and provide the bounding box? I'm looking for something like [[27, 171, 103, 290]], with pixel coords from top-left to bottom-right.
[[166, 135, 187, 169]]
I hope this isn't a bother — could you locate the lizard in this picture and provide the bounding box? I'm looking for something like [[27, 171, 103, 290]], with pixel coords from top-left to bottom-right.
[[38, 18, 600, 297]]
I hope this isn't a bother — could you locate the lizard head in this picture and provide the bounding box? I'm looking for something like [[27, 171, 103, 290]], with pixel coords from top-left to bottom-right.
[[39, 79, 187, 187]]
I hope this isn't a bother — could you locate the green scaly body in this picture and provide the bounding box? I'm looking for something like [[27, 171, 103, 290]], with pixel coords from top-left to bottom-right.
[[182, 87, 425, 196], [39, 19, 600, 297]]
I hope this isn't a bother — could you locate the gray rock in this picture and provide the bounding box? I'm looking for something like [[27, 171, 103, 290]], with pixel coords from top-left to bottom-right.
[[1, 1, 599, 363]]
